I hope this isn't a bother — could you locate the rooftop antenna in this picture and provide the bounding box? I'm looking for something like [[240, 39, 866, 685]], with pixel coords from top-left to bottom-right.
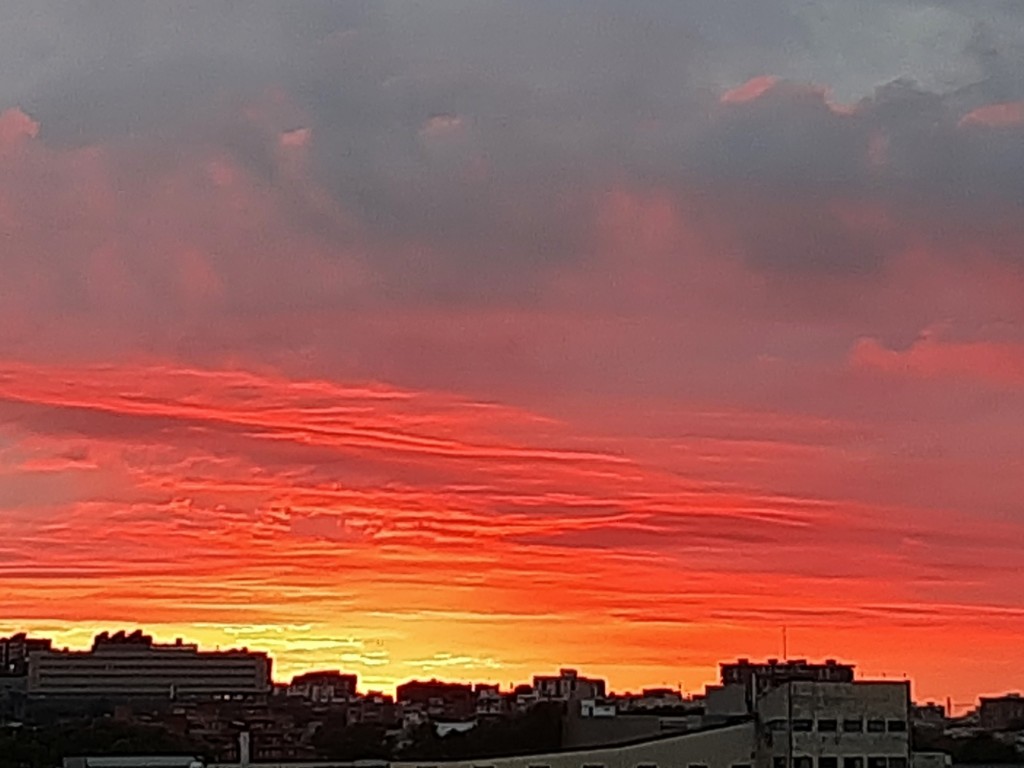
[[782, 626, 788, 661]]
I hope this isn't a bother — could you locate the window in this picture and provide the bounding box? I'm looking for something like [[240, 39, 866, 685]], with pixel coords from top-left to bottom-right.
[[818, 719, 838, 732], [774, 757, 787, 768], [867, 720, 886, 733], [820, 758, 838, 768], [887, 720, 907, 732], [732, 764, 752, 768], [889, 759, 907, 768], [770, 719, 788, 731], [843, 719, 863, 732], [795, 756, 814, 768], [843, 759, 864, 768], [583, 764, 605, 768], [793, 719, 814, 732], [636, 764, 658, 768], [868, 757, 888, 768]]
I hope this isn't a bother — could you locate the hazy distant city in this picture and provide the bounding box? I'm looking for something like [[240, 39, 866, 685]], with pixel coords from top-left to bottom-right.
[[2, 630, 1022, 767]]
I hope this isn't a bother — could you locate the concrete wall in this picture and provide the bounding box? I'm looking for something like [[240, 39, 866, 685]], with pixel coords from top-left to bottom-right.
[[562, 714, 666, 749], [706, 686, 749, 719], [392, 721, 757, 768]]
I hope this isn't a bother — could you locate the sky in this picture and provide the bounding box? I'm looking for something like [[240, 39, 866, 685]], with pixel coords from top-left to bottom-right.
[[1, 1, 1024, 709]]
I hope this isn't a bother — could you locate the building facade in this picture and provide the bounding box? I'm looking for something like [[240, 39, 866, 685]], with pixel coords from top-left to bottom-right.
[[722, 660, 855, 706], [397, 680, 476, 720], [534, 669, 607, 702], [286, 671, 357, 703], [979, 694, 1024, 731], [2, 633, 53, 676], [755, 680, 911, 768], [27, 631, 272, 700]]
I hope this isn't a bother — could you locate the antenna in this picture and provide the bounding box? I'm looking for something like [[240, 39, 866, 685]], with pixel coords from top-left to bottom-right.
[[782, 626, 788, 660]]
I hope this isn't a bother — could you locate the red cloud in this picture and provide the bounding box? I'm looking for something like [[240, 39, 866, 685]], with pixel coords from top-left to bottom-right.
[[721, 76, 780, 104], [851, 335, 1024, 388], [959, 101, 1024, 129]]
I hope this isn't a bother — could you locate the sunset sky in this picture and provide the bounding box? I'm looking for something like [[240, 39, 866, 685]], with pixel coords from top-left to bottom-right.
[[2, 1, 1024, 710]]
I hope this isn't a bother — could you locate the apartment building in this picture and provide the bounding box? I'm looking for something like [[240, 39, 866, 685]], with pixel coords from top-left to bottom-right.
[[534, 669, 607, 702], [27, 631, 272, 700], [979, 693, 1024, 731], [755, 679, 911, 768], [286, 671, 357, 703]]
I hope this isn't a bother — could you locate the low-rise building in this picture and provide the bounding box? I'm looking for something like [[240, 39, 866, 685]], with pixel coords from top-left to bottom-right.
[[621, 689, 687, 711], [398, 680, 475, 720], [979, 693, 1024, 731], [476, 683, 505, 717], [534, 669, 607, 702], [910, 703, 946, 728], [286, 671, 357, 703], [349, 691, 398, 726], [579, 698, 617, 718]]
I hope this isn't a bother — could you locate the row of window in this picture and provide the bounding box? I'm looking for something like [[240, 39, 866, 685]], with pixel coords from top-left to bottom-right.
[[774, 756, 908, 768], [769, 719, 907, 733]]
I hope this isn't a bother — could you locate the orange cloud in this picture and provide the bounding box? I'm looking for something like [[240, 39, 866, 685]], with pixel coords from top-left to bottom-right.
[[1, 360, 1023, 704]]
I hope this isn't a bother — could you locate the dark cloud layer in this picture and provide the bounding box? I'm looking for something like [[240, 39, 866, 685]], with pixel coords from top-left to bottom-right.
[[3, 1, 1024, 300]]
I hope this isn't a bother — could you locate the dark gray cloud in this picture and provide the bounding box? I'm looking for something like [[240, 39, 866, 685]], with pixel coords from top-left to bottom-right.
[[3, 0, 1024, 303]]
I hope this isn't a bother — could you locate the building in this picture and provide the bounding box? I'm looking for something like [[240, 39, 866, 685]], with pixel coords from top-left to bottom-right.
[[755, 679, 911, 768], [622, 688, 687, 711], [910, 703, 946, 729], [1, 633, 53, 676], [722, 660, 855, 701], [534, 669, 607, 702], [286, 671, 357, 703], [476, 683, 505, 717], [979, 693, 1024, 731], [397, 680, 475, 720], [27, 631, 272, 700], [347, 690, 398, 727], [513, 683, 540, 711], [579, 699, 617, 718]]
